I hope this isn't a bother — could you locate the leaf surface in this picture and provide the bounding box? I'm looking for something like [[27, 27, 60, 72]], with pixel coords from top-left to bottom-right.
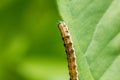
[[57, 0, 120, 80]]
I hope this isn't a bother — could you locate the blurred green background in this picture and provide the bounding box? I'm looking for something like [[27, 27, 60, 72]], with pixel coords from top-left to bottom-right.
[[0, 0, 69, 80]]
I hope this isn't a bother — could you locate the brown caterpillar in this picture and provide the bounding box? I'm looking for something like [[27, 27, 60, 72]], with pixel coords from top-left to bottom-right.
[[58, 21, 78, 80]]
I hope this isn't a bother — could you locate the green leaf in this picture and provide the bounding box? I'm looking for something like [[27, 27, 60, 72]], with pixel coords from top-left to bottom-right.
[[57, 0, 120, 80]]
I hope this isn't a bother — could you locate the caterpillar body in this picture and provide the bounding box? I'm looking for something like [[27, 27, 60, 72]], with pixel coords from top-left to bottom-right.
[[58, 21, 78, 80]]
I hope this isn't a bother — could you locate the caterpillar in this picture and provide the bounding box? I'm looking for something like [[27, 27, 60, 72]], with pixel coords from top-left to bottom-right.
[[58, 21, 78, 80]]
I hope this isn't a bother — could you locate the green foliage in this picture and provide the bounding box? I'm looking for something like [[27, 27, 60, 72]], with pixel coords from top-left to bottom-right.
[[57, 0, 120, 80], [0, 0, 68, 80]]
